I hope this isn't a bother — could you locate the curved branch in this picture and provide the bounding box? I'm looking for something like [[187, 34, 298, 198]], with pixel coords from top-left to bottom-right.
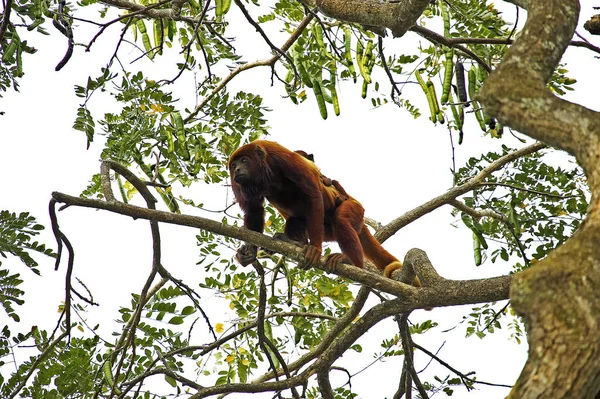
[[449, 199, 510, 225], [49, 199, 75, 334]]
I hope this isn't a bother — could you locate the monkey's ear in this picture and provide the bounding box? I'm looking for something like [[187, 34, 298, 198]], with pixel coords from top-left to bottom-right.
[[255, 145, 266, 159]]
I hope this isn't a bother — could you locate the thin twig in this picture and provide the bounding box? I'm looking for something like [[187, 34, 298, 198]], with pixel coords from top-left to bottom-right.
[[412, 25, 600, 57], [398, 314, 429, 399], [480, 302, 510, 334], [185, 14, 313, 122], [0, 0, 13, 46], [410, 25, 492, 72], [86, 0, 170, 50], [413, 342, 513, 388], [378, 36, 403, 101], [478, 181, 577, 199], [162, 0, 213, 84]]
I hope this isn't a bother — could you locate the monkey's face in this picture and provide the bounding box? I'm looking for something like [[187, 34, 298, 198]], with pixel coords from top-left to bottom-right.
[[230, 156, 253, 184]]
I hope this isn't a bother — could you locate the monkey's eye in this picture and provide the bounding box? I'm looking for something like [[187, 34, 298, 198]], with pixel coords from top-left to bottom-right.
[[240, 157, 247, 163]]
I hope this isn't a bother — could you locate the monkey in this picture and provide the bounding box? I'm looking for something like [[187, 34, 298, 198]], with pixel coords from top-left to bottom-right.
[[228, 140, 419, 285]]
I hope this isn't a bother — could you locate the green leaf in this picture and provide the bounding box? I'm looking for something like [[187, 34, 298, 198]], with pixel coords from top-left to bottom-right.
[[169, 316, 184, 325]]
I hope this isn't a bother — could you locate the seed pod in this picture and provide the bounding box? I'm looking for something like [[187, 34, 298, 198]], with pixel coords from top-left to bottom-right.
[[415, 70, 438, 123], [312, 79, 328, 120], [455, 61, 468, 105], [441, 48, 454, 104]]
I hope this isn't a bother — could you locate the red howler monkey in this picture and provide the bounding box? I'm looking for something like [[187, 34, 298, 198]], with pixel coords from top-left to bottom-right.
[[229, 140, 419, 285]]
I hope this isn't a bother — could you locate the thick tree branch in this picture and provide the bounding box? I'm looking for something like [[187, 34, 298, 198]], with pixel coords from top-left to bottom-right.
[[584, 14, 600, 35], [308, 0, 429, 38], [504, 0, 528, 9], [478, 1, 600, 398], [100, 0, 195, 23], [479, 2, 600, 178], [170, 0, 187, 17]]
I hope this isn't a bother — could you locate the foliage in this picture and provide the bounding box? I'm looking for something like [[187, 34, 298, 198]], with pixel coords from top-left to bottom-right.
[[0, 211, 55, 321], [0, 210, 56, 388], [455, 146, 588, 271]]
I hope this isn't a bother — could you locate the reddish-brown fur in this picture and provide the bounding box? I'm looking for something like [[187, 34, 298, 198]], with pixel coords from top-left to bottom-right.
[[229, 140, 415, 282]]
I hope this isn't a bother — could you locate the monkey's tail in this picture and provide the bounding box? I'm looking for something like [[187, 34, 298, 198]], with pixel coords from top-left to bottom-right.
[[358, 228, 421, 287], [358, 227, 399, 271]]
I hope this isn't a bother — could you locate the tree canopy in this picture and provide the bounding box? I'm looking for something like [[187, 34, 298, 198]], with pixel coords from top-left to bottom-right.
[[1, 0, 600, 398]]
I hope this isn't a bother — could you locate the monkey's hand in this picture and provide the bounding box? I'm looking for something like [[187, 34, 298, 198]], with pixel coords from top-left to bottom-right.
[[300, 244, 322, 269], [236, 244, 258, 266]]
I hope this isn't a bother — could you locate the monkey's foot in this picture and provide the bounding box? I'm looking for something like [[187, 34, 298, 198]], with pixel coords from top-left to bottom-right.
[[300, 244, 322, 269], [236, 244, 257, 266], [324, 253, 350, 272]]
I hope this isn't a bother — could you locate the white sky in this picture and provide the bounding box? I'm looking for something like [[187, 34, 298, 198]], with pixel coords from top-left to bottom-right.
[[1, 2, 598, 398]]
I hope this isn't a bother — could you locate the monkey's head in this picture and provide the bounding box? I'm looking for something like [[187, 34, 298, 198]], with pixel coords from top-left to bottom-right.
[[228, 143, 271, 188]]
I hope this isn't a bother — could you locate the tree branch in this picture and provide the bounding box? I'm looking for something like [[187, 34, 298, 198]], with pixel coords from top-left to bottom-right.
[[311, 0, 430, 38], [51, 190, 513, 308], [100, 0, 195, 24], [410, 25, 491, 72], [0, 0, 12, 47], [413, 342, 513, 389], [479, 2, 600, 176]]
